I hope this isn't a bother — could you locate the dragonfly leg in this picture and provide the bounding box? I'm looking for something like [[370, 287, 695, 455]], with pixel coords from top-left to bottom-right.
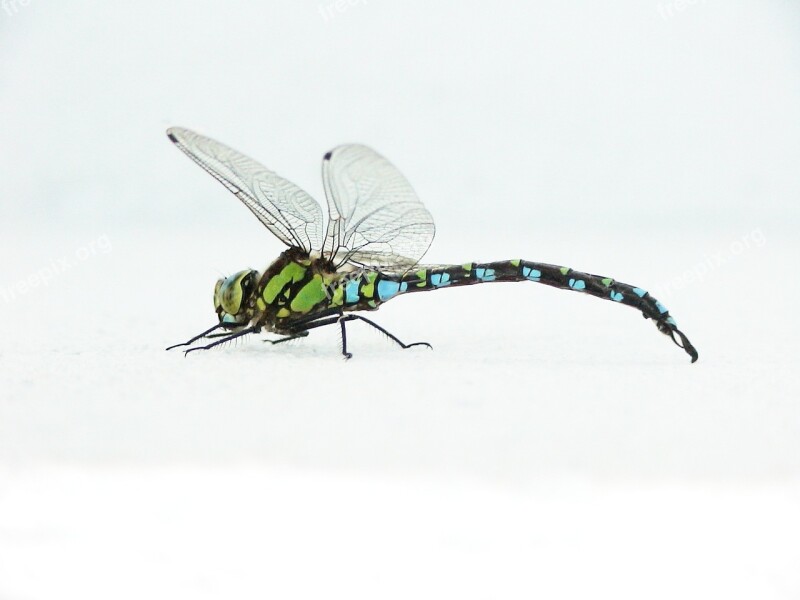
[[184, 326, 260, 356], [347, 315, 433, 351], [165, 324, 224, 351], [283, 314, 352, 357], [286, 316, 341, 334], [340, 316, 353, 360], [280, 313, 429, 359], [266, 331, 309, 345]]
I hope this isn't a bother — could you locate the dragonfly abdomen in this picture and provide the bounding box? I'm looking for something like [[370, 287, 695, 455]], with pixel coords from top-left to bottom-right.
[[387, 260, 698, 362]]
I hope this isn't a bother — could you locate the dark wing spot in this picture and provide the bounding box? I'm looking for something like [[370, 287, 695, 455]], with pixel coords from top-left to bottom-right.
[[323, 151, 332, 160]]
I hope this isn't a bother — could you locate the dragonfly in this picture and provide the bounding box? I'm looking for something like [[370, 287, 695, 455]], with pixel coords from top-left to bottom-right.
[[165, 127, 698, 362]]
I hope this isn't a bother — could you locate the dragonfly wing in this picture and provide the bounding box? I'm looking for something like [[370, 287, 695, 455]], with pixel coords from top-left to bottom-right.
[[321, 144, 435, 269], [168, 127, 323, 253]]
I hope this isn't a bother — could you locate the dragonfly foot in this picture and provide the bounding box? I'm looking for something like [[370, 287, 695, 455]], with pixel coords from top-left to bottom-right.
[[184, 346, 209, 356], [181, 326, 260, 356], [404, 341, 433, 350], [339, 317, 354, 359], [166, 324, 225, 351], [346, 315, 431, 353]]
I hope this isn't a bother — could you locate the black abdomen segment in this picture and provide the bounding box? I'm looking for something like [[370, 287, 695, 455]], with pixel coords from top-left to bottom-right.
[[393, 260, 698, 362]]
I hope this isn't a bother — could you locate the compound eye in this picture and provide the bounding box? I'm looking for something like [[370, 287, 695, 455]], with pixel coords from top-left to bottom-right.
[[220, 279, 243, 314]]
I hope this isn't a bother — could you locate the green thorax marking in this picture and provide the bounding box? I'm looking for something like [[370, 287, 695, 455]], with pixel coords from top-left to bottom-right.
[[257, 251, 337, 323], [290, 274, 327, 313], [263, 261, 307, 303]]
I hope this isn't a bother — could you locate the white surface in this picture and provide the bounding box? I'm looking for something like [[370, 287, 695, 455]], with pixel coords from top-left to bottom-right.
[[1, 1, 799, 598], [2, 225, 798, 599], [1, 467, 798, 600]]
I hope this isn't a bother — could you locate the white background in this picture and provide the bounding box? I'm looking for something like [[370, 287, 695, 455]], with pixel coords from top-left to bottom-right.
[[1, 1, 799, 598]]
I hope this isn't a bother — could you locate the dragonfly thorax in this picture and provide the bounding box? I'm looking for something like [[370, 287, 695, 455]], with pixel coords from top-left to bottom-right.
[[214, 269, 260, 328]]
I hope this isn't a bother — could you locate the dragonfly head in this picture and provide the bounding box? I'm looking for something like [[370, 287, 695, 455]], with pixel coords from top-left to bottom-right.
[[214, 269, 260, 328]]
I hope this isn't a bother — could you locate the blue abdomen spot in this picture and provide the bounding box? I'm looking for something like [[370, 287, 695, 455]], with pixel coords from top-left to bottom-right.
[[610, 291, 624, 302], [522, 266, 541, 281], [666, 316, 677, 327], [430, 272, 451, 287], [569, 278, 586, 290], [655, 301, 668, 314], [345, 279, 360, 304], [633, 287, 647, 298], [475, 268, 496, 282], [377, 280, 401, 301]]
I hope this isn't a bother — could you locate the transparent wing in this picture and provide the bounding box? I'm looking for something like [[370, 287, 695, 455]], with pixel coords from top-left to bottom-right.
[[321, 144, 435, 269], [167, 127, 323, 253]]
